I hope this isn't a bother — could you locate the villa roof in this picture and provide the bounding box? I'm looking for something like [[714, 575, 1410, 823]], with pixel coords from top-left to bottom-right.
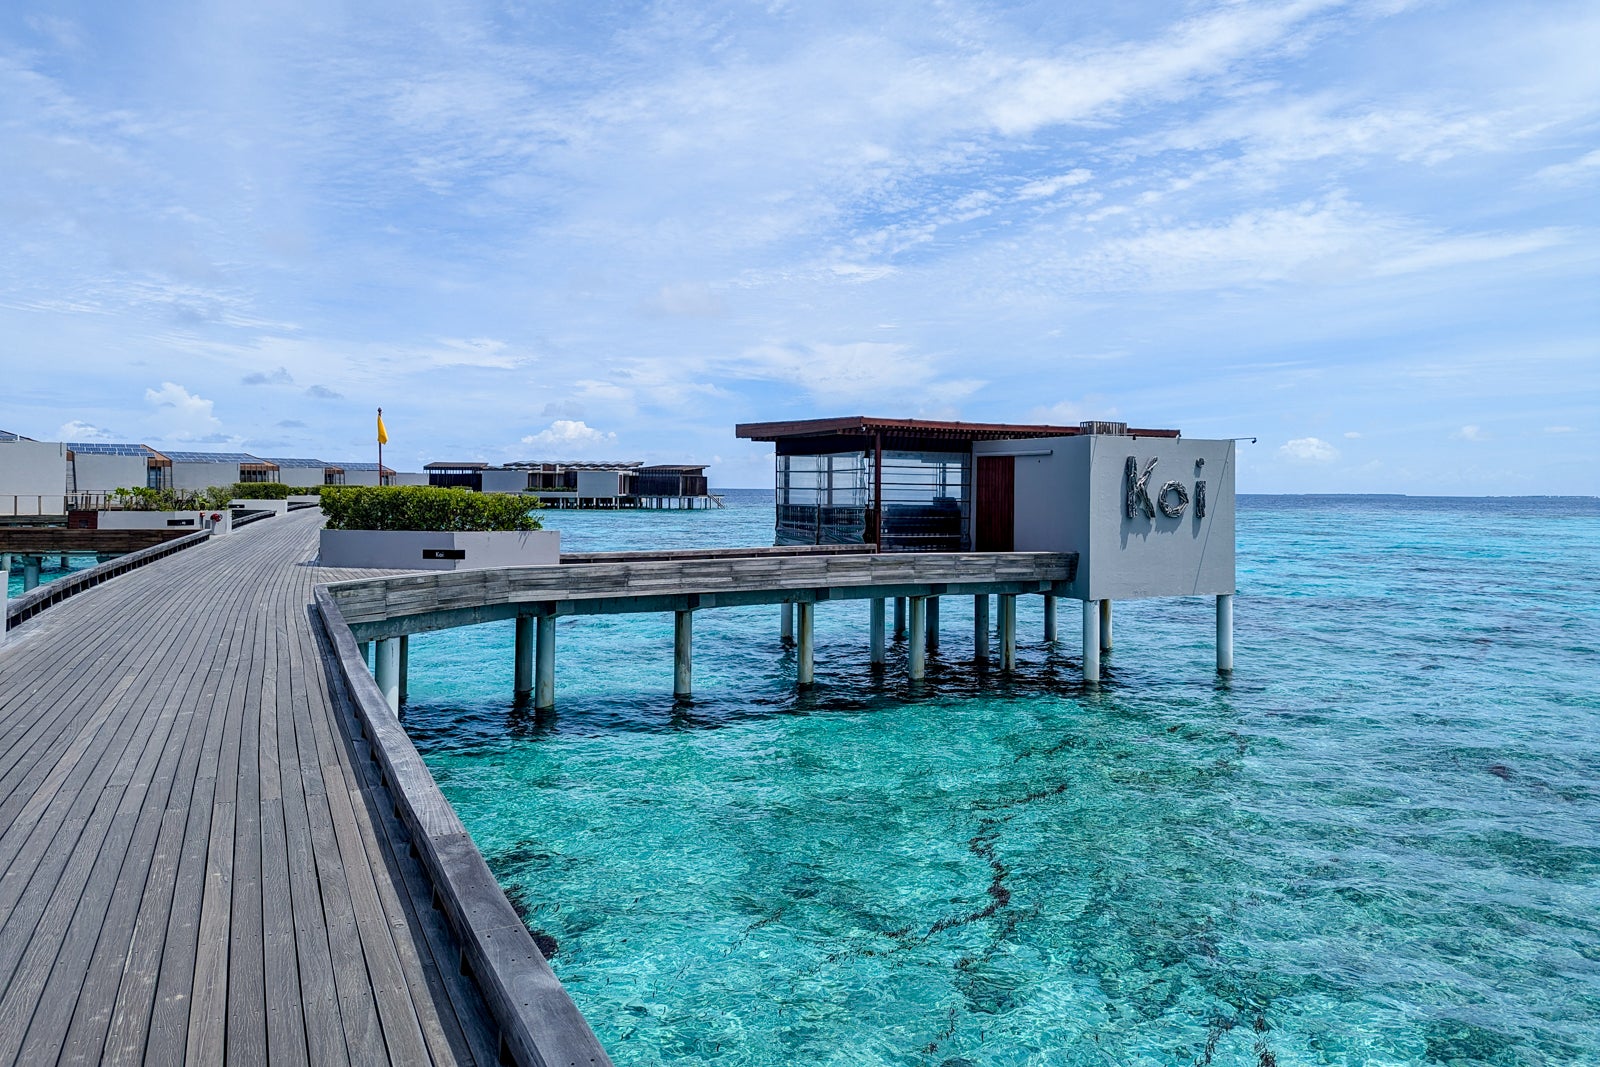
[[735, 416, 1181, 443]]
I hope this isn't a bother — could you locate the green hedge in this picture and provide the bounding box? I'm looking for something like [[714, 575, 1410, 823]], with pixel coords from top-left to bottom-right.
[[320, 485, 542, 532], [230, 482, 324, 500]]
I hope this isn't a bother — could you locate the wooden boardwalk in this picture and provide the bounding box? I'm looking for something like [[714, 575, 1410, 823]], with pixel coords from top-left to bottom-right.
[[0, 509, 502, 1065]]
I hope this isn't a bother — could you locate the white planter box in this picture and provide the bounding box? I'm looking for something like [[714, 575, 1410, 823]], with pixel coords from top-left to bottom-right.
[[231, 498, 290, 514], [318, 529, 561, 570], [98, 509, 233, 535]]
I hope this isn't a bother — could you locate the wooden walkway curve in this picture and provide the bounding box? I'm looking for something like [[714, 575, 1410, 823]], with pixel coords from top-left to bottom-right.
[[0, 508, 501, 1065]]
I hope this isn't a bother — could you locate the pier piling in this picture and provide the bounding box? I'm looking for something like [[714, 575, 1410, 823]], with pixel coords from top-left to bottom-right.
[[1100, 599, 1113, 652], [1216, 594, 1233, 674], [675, 609, 694, 699], [926, 596, 940, 651], [796, 602, 815, 686], [376, 638, 401, 712], [999, 595, 1017, 672], [514, 616, 535, 703], [536, 615, 556, 710], [974, 594, 990, 664], [780, 601, 794, 646], [1082, 600, 1101, 684], [869, 598, 886, 666], [894, 597, 906, 640], [908, 596, 927, 680], [399, 634, 409, 705], [1043, 595, 1057, 643], [20, 556, 40, 592]]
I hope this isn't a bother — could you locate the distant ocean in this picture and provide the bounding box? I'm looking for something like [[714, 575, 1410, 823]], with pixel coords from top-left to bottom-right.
[[394, 492, 1600, 1066]]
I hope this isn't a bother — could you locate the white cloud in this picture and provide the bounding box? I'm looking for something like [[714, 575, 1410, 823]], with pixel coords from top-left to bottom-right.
[[520, 420, 617, 451], [727, 341, 983, 405], [1017, 170, 1093, 200], [431, 338, 523, 370], [58, 420, 113, 441], [983, 0, 1339, 135], [1544, 425, 1574, 434], [1374, 229, 1567, 276], [1280, 436, 1339, 462], [1534, 148, 1600, 186], [144, 381, 222, 437], [1343, 431, 1363, 438], [645, 283, 726, 317], [1029, 397, 1121, 426], [1453, 424, 1487, 441]]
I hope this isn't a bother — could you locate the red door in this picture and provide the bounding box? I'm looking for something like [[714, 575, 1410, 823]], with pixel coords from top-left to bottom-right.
[[976, 456, 1014, 552]]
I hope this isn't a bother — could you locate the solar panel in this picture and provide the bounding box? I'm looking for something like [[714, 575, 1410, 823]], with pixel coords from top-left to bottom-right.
[[66, 442, 152, 456], [260, 457, 330, 467], [337, 461, 384, 470], [161, 451, 266, 463]]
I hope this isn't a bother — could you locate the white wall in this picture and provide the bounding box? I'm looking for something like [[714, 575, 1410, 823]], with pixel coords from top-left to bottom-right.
[[0, 440, 68, 515], [482, 469, 530, 494], [274, 466, 327, 487], [99, 510, 234, 534], [576, 470, 624, 498], [72, 453, 151, 494], [170, 461, 241, 491], [974, 433, 1235, 600]]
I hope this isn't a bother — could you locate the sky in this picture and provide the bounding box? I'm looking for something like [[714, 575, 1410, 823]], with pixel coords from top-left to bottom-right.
[[2, 0, 1596, 493]]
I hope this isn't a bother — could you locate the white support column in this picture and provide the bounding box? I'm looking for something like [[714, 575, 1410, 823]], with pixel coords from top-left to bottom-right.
[[999, 595, 1017, 672], [796, 602, 815, 687], [375, 638, 401, 713], [973, 594, 990, 664], [780, 601, 794, 646], [894, 597, 906, 640], [21, 556, 41, 593], [1100, 599, 1113, 652], [1216, 593, 1234, 674], [674, 609, 694, 699], [1082, 599, 1101, 684], [869, 598, 886, 666], [535, 615, 556, 710], [58, 554, 69, 571], [925, 596, 940, 652], [398, 634, 410, 706], [907, 596, 927, 680], [514, 616, 535, 703], [1043, 595, 1057, 643]]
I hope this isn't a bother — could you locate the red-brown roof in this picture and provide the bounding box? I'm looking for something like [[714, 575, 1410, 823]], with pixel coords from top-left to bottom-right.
[[735, 415, 1180, 442]]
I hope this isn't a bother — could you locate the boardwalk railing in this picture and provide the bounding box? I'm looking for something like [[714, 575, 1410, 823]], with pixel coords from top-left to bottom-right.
[[5, 529, 211, 631], [314, 588, 612, 1067], [328, 550, 1077, 640]]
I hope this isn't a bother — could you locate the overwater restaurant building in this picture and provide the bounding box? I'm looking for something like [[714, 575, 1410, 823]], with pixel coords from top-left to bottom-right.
[[736, 416, 1182, 552]]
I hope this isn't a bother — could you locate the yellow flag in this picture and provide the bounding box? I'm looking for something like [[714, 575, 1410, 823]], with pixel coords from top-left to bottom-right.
[[377, 411, 389, 445]]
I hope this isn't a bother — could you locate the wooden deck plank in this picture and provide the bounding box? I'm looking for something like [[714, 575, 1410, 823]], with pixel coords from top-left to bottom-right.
[[47, 573, 232, 1065], [0, 603, 204, 1063], [0, 510, 556, 1067]]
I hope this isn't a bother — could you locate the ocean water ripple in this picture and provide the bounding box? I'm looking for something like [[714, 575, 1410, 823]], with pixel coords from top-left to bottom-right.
[[402, 493, 1600, 1065]]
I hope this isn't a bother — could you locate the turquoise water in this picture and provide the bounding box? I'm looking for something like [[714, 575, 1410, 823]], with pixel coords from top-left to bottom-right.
[[5, 553, 101, 599], [401, 493, 1600, 1066]]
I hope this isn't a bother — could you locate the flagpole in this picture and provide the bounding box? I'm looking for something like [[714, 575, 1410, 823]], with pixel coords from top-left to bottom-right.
[[377, 407, 383, 485]]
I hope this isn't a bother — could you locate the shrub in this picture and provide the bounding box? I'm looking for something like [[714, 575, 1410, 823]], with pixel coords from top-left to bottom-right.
[[229, 482, 323, 500], [109, 485, 236, 511], [320, 485, 542, 532]]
